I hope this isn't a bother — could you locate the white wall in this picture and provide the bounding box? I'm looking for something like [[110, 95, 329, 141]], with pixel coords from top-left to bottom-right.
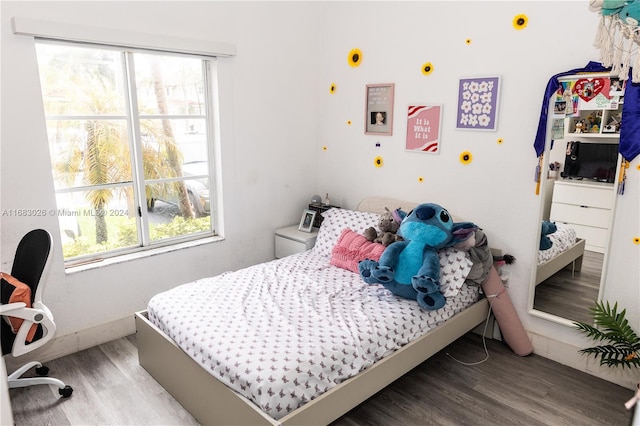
[[1, 1, 323, 354], [1, 1, 638, 388], [315, 1, 638, 388]]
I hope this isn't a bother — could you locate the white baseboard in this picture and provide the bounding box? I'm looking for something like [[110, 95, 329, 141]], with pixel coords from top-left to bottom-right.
[[530, 331, 637, 390], [4, 315, 135, 373]]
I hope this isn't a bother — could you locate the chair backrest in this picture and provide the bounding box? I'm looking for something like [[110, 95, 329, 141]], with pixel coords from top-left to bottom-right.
[[10, 229, 51, 303], [1, 229, 52, 356]]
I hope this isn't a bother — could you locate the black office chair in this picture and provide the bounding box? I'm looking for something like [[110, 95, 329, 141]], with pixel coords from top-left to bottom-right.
[[1, 229, 73, 397]]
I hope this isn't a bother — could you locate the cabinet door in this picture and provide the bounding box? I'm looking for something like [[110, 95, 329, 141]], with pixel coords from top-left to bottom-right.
[[554, 222, 608, 253], [552, 184, 613, 209], [550, 203, 612, 228], [275, 236, 307, 258]]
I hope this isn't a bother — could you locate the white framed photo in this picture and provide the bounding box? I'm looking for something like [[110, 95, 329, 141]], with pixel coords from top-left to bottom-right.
[[298, 209, 316, 232], [365, 83, 395, 135]]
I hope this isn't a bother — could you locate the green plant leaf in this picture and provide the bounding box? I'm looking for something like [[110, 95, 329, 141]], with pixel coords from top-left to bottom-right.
[[574, 300, 639, 370]]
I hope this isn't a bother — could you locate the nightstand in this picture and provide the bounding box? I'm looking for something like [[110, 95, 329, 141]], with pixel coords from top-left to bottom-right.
[[275, 225, 318, 258]]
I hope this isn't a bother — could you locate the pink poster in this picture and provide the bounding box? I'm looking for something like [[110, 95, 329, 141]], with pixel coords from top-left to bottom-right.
[[406, 105, 442, 153]]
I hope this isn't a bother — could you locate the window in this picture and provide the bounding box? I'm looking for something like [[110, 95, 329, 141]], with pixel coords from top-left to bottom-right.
[[35, 41, 218, 264]]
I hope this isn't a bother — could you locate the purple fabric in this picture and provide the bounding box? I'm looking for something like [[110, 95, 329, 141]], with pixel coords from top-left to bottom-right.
[[620, 69, 640, 161]]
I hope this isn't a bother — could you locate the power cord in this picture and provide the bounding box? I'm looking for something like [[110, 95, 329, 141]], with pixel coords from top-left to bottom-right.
[[445, 289, 502, 366]]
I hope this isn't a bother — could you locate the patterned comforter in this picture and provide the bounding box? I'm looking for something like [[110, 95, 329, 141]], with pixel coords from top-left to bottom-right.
[[147, 250, 480, 420], [537, 222, 578, 265]]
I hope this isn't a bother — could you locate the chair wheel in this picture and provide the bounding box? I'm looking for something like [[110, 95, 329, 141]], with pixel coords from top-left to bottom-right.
[[59, 385, 73, 398], [35, 365, 49, 376]]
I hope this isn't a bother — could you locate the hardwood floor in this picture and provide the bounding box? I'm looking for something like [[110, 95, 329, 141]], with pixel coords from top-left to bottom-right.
[[533, 250, 603, 324], [7, 333, 634, 426]]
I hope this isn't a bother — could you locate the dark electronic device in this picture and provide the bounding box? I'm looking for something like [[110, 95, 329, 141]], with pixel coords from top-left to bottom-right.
[[561, 141, 618, 183]]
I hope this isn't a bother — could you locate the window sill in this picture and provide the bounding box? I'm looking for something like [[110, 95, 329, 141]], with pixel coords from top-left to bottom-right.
[[64, 235, 224, 274]]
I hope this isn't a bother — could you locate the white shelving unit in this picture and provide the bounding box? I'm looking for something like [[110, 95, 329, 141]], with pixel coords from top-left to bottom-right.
[[549, 180, 615, 253]]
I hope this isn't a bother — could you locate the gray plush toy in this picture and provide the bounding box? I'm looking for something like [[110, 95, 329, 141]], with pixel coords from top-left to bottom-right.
[[363, 207, 404, 247]]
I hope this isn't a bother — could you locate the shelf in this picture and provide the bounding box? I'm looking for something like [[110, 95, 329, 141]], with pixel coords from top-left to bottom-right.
[[565, 105, 622, 137]]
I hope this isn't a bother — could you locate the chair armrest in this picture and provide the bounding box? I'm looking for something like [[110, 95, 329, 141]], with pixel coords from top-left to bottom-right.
[[0, 305, 45, 323], [2, 302, 56, 357], [0, 302, 27, 314]]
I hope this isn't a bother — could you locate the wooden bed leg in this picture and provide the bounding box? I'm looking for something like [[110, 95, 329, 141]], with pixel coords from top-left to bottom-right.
[[574, 254, 584, 273]]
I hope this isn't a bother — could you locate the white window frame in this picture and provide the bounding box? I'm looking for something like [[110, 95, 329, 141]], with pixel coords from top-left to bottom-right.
[[14, 17, 235, 269]]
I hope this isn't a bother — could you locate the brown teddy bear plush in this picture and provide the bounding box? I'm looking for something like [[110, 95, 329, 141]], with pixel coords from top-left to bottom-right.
[[363, 207, 404, 247]]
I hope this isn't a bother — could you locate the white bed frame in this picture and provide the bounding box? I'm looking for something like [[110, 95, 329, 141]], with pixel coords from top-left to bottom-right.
[[135, 197, 491, 425], [535, 238, 586, 286]]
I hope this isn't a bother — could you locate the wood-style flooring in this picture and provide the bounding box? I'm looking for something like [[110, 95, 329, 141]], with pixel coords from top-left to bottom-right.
[[7, 332, 635, 426], [533, 250, 603, 324]]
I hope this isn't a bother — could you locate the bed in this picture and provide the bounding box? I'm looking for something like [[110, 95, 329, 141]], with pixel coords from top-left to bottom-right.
[[535, 222, 585, 286], [135, 197, 491, 425]]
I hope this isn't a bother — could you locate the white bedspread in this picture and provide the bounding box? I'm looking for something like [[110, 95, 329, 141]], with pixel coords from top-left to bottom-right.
[[538, 222, 578, 265], [147, 250, 480, 420]]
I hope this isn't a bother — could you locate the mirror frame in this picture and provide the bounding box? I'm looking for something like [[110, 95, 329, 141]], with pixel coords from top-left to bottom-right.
[[526, 82, 624, 326]]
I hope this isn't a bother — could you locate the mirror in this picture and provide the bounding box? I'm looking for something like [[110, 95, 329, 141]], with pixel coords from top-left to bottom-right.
[[529, 73, 622, 325]]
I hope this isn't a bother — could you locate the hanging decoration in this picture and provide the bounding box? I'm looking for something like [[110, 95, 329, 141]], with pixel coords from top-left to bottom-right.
[[535, 154, 544, 195], [590, 0, 640, 82], [618, 158, 630, 194]]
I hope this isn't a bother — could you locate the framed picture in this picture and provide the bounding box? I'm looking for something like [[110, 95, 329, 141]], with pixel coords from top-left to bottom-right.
[[456, 76, 501, 131], [406, 105, 443, 154], [365, 83, 395, 135], [298, 209, 316, 233]]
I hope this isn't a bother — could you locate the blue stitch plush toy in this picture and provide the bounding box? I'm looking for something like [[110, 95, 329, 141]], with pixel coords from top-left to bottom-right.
[[358, 203, 477, 310], [539, 221, 557, 251]]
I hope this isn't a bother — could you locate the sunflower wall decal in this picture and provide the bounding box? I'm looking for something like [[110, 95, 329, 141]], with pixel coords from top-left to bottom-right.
[[421, 62, 434, 75], [348, 48, 362, 67], [634, 237, 640, 245], [374, 156, 384, 167], [329, 83, 337, 94], [513, 14, 528, 30], [460, 151, 473, 164]]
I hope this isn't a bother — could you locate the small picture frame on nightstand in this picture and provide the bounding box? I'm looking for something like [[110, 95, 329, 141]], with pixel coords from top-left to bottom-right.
[[298, 209, 316, 233]]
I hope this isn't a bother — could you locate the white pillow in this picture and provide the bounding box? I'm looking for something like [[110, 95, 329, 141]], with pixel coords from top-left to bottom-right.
[[313, 208, 380, 257], [438, 247, 473, 297]]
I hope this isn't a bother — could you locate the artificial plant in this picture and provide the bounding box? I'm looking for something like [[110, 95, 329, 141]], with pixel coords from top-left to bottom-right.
[[574, 300, 639, 369]]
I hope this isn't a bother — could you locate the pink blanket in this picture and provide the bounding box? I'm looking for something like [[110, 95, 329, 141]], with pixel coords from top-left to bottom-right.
[[330, 229, 385, 273]]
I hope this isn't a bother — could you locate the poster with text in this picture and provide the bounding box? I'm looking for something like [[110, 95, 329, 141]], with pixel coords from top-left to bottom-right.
[[456, 76, 500, 131], [406, 105, 442, 154]]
